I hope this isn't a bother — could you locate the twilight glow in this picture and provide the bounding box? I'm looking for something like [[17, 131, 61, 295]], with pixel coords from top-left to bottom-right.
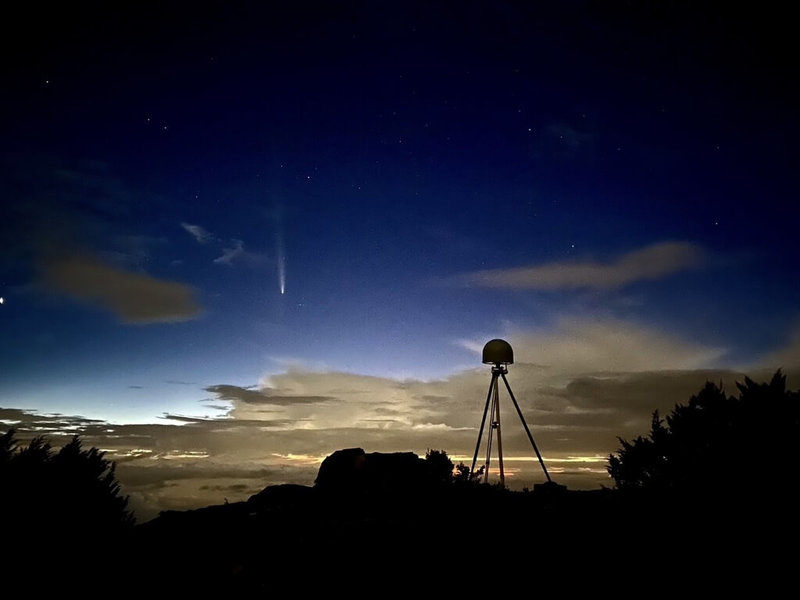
[[1, 3, 798, 521]]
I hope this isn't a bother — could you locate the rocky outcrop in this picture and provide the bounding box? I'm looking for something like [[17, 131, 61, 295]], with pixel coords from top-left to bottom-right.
[[314, 447, 429, 494]]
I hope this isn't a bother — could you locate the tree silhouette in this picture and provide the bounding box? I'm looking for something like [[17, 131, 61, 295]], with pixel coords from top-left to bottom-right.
[[607, 370, 800, 498], [0, 429, 134, 537], [424, 448, 454, 485]]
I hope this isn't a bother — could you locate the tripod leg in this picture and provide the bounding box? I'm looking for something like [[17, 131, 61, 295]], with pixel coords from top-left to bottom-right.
[[501, 372, 552, 483], [484, 388, 495, 483], [471, 372, 497, 477], [494, 382, 505, 487]]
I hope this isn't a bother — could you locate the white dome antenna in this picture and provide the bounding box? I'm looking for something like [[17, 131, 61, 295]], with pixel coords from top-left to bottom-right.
[[471, 339, 552, 487]]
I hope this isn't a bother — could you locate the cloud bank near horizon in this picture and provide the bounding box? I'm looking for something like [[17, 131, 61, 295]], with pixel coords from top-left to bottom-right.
[[4, 316, 797, 522]]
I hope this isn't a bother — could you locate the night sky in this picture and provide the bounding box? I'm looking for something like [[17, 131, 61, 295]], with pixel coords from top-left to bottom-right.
[[2, 2, 798, 520]]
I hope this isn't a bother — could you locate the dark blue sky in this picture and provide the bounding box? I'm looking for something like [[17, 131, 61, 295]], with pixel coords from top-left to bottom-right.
[[1, 0, 798, 490]]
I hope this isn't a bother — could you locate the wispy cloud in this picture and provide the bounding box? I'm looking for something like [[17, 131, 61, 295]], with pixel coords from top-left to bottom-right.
[[213, 239, 245, 265], [42, 253, 202, 324], [179, 222, 266, 267], [446, 241, 704, 290], [212, 239, 267, 267], [180, 222, 214, 244]]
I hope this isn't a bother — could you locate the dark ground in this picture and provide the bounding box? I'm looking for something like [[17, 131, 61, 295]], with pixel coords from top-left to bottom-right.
[[119, 481, 793, 594]]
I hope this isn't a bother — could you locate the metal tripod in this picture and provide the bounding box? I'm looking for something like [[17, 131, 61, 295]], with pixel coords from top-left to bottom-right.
[[470, 363, 551, 486]]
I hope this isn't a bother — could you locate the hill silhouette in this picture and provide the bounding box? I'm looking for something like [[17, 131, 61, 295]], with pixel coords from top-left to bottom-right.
[[125, 371, 798, 591], [130, 449, 603, 591]]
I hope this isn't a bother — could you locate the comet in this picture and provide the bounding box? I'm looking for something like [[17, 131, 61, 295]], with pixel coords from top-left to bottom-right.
[[278, 234, 286, 295], [274, 204, 286, 295]]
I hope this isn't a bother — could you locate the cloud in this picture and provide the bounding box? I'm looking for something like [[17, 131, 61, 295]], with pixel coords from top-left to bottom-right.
[[205, 384, 335, 406], [446, 241, 704, 290], [198, 483, 251, 492], [42, 254, 202, 323], [213, 239, 247, 266], [553, 370, 746, 413], [0, 407, 104, 429], [180, 222, 214, 244], [504, 317, 728, 376], [0, 408, 328, 520]]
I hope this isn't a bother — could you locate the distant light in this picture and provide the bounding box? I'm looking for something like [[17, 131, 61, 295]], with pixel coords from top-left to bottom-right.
[[0, 297, 4, 304]]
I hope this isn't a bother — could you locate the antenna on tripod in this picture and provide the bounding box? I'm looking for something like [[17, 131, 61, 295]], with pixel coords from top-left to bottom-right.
[[470, 339, 552, 486]]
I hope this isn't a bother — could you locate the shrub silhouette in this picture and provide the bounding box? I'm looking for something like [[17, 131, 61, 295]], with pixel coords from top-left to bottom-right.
[[607, 370, 800, 497], [453, 461, 484, 484], [422, 449, 488, 486], [0, 429, 134, 537]]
